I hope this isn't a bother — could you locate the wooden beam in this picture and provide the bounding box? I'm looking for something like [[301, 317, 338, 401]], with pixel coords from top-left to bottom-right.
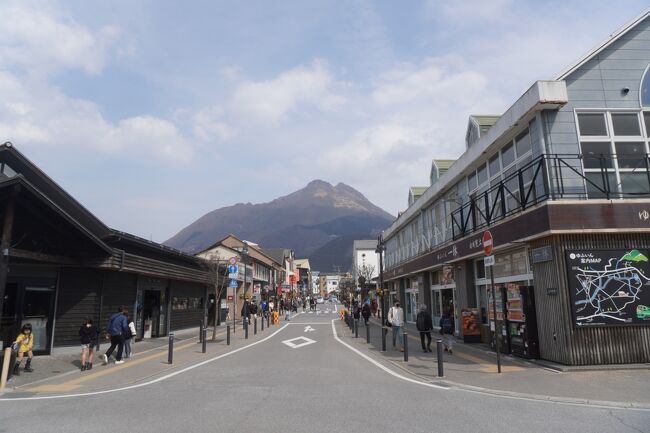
[[9, 248, 78, 265]]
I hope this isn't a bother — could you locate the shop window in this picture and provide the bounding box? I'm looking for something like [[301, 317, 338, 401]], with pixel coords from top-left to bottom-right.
[[644, 112, 650, 137], [501, 142, 515, 167], [476, 259, 485, 279], [611, 113, 641, 136], [578, 113, 608, 136]]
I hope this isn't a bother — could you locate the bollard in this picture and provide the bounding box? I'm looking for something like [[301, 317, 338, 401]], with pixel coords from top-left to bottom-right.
[[227, 325, 231, 346], [267, 314, 270, 328], [381, 327, 387, 352], [254, 317, 257, 335], [202, 328, 207, 354], [366, 322, 370, 343], [436, 340, 444, 377], [1, 347, 12, 390], [354, 319, 359, 338], [403, 331, 408, 362], [245, 321, 249, 339], [199, 320, 203, 343], [261, 314, 264, 331], [168, 332, 174, 365]]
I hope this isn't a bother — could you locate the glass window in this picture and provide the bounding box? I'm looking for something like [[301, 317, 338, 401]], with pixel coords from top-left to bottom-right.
[[515, 129, 532, 156], [620, 172, 650, 195], [642, 67, 650, 107], [578, 113, 608, 136], [475, 259, 485, 279], [1, 164, 16, 178], [611, 113, 641, 136], [477, 164, 488, 185], [502, 143, 515, 167], [585, 172, 617, 198], [581, 142, 613, 168], [644, 112, 650, 137], [468, 172, 477, 191], [489, 154, 500, 178], [615, 142, 647, 169]]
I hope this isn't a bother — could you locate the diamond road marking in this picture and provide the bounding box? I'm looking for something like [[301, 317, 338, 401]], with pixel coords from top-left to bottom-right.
[[282, 336, 317, 349]]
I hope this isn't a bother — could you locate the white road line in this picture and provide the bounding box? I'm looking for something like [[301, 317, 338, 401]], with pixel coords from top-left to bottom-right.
[[0, 323, 293, 402], [331, 319, 650, 412], [330, 319, 448, 390]]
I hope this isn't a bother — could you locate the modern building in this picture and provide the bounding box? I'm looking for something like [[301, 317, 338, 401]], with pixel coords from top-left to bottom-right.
[[294, 258, 311, 297], [381, 8, 650, 365], [0, 143, 210, 354], [323, 274, 341, 294], [262, 248, 295, 297]]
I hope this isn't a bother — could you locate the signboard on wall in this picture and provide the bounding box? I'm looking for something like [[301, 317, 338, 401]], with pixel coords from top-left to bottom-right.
[[566, 249, 650, 326]]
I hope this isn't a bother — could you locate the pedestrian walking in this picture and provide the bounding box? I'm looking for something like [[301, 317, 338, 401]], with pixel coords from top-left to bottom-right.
[[79, 318, 98, 371], [361, 302, 371, 325], [11, 323, 34, 375], [388, 301, 404, 352], [101, 306, 129, 365], [439, 308, 455, 355], [123, 309, 136, 359], [416, 305, 433, 353], [371, 299, 378, 317], [279, 299, 285, 315], [241, 300, 251, 324], [353, 302, 361, 320]]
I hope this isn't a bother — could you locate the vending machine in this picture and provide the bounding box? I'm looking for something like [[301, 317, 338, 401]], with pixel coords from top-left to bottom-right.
[[487, 285, 510, 354], [506, 285, 540, 359]]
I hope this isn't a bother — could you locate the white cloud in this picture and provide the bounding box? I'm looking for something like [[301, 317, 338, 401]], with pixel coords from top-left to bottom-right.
[[231, 60, 346, 124], [0, 1, 121, 75]]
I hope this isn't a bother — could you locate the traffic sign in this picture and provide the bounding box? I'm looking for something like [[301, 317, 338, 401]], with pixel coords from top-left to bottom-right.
[[228, 273, 238, 279], [229, 257, 237, 265], [229, 279, 238, 288], [482, 230, 493, 256], [227, 295, 233, 301], [228, 265, 238, 274], [484, 255, 495, 267]]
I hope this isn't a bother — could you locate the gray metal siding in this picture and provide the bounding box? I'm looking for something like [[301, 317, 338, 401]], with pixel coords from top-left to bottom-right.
[[531, 234, 650, 365], [54, 268, 102, 346], [100, 271, 138, 329], [546, 16, 650, 157], [170, 281, 206, 331]]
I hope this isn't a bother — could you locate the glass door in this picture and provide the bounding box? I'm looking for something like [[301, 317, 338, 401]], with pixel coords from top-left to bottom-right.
[[22, 287, 55, 354]]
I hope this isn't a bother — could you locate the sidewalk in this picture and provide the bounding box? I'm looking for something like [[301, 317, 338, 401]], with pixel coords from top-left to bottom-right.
[[2, 318, 258, 394], [339, 317, 650, 408]]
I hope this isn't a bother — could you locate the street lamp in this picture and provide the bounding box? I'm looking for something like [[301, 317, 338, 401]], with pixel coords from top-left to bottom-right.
[[375, 236, 386, 327], [241, 244, 250, 329]]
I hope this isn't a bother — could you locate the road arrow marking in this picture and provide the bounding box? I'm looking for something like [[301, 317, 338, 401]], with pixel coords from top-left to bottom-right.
[[304, 325, 315, 332]]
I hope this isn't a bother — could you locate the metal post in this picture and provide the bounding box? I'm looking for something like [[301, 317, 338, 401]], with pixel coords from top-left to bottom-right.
[[202, 328, 207, 353], [354, 319, 359, 338], [366, 322, 370, 343], [261, 314, 264, 331], [227, 325, 230, 346], [267, 314, 270, 328], [245, 321, 249, 339], [436, 340, 444, 377], [254, 317, 257, 335], [168, 332, 174, 364], [382, 327, 387, 352], [490, 266, 502, 374], [199, 320, 203, 343], [403, 331, 408, 362]]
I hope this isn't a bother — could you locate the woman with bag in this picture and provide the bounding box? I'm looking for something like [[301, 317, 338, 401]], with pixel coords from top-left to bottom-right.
[[123, 309, 137, 359], [79, 318, 98, 371]]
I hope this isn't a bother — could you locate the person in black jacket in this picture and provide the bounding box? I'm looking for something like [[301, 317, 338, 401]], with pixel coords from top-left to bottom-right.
[[416, 305, 433, 353], [361, 302, 371, 326], [79, 318, 98, 371]]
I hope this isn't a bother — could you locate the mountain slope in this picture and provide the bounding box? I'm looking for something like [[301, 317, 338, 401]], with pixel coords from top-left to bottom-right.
[[165, 180, 394, 271]]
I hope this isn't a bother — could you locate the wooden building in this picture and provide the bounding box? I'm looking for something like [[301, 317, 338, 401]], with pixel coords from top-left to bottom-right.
[[0, 143, 209, 354]]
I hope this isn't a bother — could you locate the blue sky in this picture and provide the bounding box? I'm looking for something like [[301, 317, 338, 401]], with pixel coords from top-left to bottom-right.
[[1, 0, 648, 242]]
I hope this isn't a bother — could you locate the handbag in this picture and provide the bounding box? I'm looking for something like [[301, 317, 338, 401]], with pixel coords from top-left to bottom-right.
[[385, 308, 393, 328]]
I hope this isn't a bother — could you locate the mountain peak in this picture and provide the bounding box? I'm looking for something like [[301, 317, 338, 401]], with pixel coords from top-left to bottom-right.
[[306, 179, 333, 189]]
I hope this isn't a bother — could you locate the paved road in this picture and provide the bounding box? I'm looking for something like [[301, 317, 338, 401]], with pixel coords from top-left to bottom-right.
[[1, 304, 648, 433]]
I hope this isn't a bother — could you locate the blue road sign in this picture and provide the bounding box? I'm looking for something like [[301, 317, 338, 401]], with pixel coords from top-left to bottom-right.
[[229, 279, 239, 288], [228, 265, 238, 274]]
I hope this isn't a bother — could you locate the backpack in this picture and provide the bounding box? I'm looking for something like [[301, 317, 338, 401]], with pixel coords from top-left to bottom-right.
[[441, 316, 453, 334]]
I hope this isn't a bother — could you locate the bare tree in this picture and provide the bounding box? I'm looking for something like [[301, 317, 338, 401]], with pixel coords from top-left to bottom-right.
[[356, 263, 376, 299], [205, 252, 229, 340]]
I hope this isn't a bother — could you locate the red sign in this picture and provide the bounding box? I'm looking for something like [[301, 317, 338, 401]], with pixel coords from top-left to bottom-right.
[[482, 230, 493, 256], [227, 295, 233, 301]]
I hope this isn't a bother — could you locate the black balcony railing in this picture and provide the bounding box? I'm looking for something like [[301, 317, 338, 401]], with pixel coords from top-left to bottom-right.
[[451, 153, 650, 240]]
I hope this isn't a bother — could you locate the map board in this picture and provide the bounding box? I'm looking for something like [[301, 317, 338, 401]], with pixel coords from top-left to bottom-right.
[[566, 249, 650, 326]]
